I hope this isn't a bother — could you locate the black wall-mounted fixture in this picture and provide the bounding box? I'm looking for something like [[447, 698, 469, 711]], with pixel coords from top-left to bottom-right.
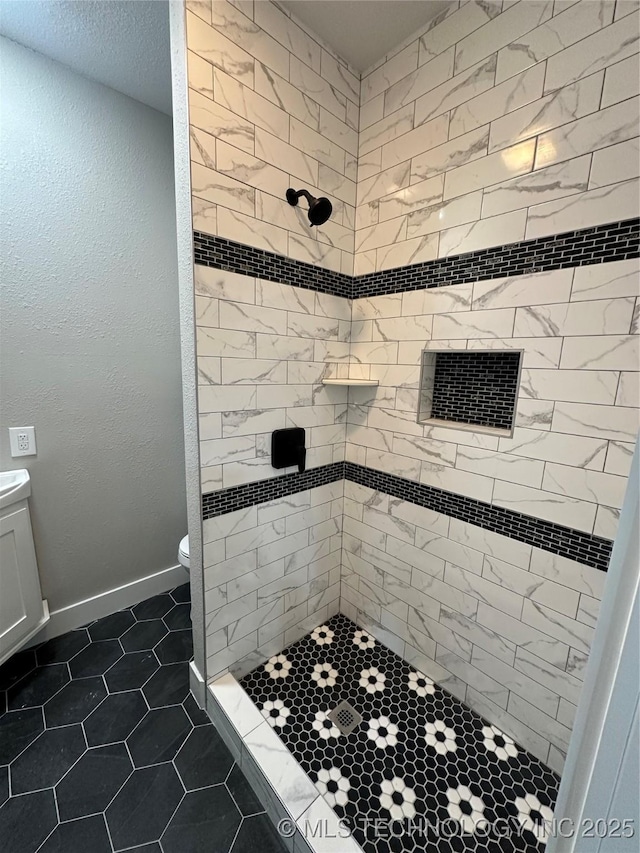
[[271, 427, 306, 474], [286, 188, 333, 227]]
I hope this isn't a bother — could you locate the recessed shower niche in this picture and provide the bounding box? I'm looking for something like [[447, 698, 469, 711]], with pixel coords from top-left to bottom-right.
[[418, 349, 523, 436]]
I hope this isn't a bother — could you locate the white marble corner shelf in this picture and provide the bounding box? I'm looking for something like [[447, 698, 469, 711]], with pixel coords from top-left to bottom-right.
[[208, 673, 363, 853], [321, 378, 379, 386]]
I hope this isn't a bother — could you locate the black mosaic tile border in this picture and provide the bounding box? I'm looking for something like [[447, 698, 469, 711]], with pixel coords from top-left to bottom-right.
[[193, 232, 351, 298], [194, 217, 639, 300], [344, 462, 612, 572], [202, 462, 612, 572], [201, 462, 345, 519], [353, 217, 639, 298]]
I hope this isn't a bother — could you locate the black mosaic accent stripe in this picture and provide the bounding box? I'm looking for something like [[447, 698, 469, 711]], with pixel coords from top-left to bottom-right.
[[353, 217, 640, 298], [193, 232, 351, 298], [201, 462, 344, 520], [344, 462, 612, 573], [194, 218, 639, 300], [201, 462, 612, 571]]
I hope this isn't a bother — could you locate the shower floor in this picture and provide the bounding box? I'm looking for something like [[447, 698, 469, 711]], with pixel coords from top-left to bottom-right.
[[241, 614, 560, 853]]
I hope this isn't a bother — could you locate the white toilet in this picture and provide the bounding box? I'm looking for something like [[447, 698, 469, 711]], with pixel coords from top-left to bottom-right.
[[178, 535, 190, 572]]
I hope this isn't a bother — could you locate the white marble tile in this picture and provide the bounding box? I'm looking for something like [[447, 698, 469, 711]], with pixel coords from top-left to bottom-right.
[[544, 14, 639, 92], [589, 137, 640, 189], [195, 266, 255, 303], [383, 47, 454, 116], [560, 334, 638, 370], [473, 268, 573, 309], [483, 154, 590, 217], [192, 196, 218, 235], [254, 61, 319, 129], [455, 446, 544, 488], [492, 480, 597, 532], [197, 326, 256, 358], [513, 647, 582, 709], [536, 99, 639, 170], [450, 64, 545, 138], [496, 0, 614, 83], [455, 0, 553, 74], [436, 648, 509, 709], [190, 126, 216, 171], [515, 399, 554, 431], [542, 462, 628, 509], [483, 554, 579, 618], [210, 0, 289, 78], [498, 426, 607, 469], [244, 720, 320, 819], [420, 463, 495, 503], [571, 258, 640, 302], [191, 162, 255, 215], [253, 0, 320, 73], [217, 207, 289, 255], [412, 126, 489, 184], [406, 191, 483, 240], [358, 104, 415, 158], [432, 308, 515, 339], [616, 372, 640, 408], [445, 139, 535, 200], [417, 55, 498, 129], [515, 299, 635, 339], [377, 174, 443, 222], [593, 504, 620, 539], [477, 602, 570, 668], [200, 435, 255, 467], [222, 406, 285, 438], [186, 10, 255, 84], [488, 73, 603, 154], [601, 52, 640, 107], [189, 88, 254, 154], [381, 113, 450, 169], [254, 126, 318, 184], [290, 118, 345, 174], [471, 646, 561, 717], [519, 367, 619, 405], [521, 599, 594, 654], [359, 93, 384, 131], [320, 49, 359, 104], [208, 673, 264, 736], [402, 282, 472, 316], [376, 234, 440, 272], [188, 49, 214, 98], [605, 439, 635, 477], [439, 209, 527, 256], [552, 401, 639, 442], [290, 56, 347, 121], [419, 1, 501, 65], [319, 108, 358, 157], [361, 41, 419, 104]]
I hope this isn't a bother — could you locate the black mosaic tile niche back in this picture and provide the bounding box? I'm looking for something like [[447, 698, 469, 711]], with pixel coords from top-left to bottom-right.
[[423, 350, 522, 432], [193, 217, 639, 300], [241, 613, 560, 853], [202, 462, 612, 571]]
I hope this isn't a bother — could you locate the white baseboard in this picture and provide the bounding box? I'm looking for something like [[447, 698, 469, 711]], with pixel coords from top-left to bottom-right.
[[30, 563, 189, 644]]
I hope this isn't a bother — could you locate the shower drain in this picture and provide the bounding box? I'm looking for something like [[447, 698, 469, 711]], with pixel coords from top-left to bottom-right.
[[328, 700, 362, 735]]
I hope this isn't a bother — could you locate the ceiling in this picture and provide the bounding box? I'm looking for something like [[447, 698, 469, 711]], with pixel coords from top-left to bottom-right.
[[0, 0, 172, 115], [280, 0, 452, 72]]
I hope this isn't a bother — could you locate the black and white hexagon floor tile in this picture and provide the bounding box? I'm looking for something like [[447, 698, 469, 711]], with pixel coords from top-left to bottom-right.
[[241, 614, 560, 853], [0, 585, 287, 853]]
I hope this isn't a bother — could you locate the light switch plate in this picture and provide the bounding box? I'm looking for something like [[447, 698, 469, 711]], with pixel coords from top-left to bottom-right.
[[9, 426, 37, 457]]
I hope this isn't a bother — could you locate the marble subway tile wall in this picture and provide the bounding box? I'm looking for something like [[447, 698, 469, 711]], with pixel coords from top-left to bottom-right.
[[344, 256, 639, 771], [203, 479, 343, 679], [187, 0, 359, 275], [339, 479, 606, 773], [355, 0, 640, 274], [186, 1, 357, 682]]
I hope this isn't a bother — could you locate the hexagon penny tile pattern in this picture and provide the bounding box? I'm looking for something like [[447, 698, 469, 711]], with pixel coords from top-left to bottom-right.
[[241, 614, 560, 853], [0, 585, 287, 853]]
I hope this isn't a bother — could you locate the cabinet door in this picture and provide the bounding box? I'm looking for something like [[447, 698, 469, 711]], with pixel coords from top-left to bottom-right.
[[0, 505, 47, 665]]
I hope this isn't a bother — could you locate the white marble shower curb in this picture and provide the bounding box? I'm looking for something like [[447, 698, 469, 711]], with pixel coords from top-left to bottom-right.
[[208, 673, 363, 853]]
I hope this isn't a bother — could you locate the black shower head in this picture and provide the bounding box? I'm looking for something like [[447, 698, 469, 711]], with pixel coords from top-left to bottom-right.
[[286, 188, 333, 227]]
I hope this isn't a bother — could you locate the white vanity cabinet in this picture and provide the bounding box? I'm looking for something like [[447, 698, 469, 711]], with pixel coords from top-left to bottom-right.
[[0, 470, 49, 666]]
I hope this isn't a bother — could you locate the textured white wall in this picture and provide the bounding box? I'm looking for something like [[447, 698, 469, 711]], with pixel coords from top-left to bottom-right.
[[0, 37, 186, 613]]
